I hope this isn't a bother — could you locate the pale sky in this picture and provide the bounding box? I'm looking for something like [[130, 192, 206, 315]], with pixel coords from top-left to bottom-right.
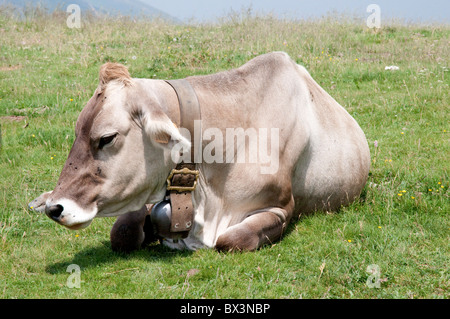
[[142, 0, 450, 24]]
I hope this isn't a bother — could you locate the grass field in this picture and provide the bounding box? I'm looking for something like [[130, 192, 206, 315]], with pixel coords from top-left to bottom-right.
[[0, 7, 448, 299]]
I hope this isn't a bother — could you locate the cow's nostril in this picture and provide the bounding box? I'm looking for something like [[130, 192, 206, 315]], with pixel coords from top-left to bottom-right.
[[47, 204, 64, 221]]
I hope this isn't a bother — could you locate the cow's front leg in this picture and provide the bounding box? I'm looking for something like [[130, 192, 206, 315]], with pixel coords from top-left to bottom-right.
[[215, 209, 289, 252], [110, 204, 157, 253]]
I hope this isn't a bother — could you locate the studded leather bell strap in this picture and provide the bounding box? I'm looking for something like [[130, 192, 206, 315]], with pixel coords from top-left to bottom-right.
[[164, 80, 201, 235], [168, 163, 196, 234]]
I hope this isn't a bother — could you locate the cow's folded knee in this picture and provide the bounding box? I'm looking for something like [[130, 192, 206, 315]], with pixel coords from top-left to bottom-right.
[[110, 204, 156, 253], [215, 224, 260, 252], [215, 211, 285, 252]]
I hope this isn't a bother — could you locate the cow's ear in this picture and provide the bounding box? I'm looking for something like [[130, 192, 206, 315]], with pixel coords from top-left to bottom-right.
[[144, 114, 191, 151]]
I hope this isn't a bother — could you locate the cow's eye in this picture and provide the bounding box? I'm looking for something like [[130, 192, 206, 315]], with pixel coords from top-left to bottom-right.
[[98, 133, 118, 149]]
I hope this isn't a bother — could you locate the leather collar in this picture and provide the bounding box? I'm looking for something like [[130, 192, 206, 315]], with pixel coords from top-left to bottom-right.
[[163, 79, 201, 238]]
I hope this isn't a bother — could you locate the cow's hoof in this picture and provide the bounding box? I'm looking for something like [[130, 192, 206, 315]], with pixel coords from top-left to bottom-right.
[[110, 205, 156, 253]]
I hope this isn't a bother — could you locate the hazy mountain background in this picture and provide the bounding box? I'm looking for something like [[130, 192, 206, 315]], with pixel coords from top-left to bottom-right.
[[2, 0, 181, 22]]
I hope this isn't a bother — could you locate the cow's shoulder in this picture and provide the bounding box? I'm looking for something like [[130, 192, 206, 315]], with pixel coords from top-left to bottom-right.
[[250, 51, 293, 65]]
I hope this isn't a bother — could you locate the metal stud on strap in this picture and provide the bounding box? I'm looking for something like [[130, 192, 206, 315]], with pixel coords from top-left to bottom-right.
[[166, 167, 199, 192]]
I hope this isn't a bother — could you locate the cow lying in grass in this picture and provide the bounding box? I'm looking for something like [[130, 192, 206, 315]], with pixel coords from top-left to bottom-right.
[[29, 52, 370, 252]]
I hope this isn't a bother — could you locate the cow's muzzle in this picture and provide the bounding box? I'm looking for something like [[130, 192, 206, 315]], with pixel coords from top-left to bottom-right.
[[43, 198, 97, 230]]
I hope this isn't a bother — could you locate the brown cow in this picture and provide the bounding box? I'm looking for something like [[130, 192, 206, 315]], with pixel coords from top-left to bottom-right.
[[29, 52, 370, 251]]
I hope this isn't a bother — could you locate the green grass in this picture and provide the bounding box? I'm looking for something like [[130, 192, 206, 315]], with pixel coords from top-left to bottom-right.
[[0, 8, 448, 299]]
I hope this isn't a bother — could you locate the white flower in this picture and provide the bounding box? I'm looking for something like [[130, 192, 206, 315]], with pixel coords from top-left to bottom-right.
[[385, 65, 399, 71]]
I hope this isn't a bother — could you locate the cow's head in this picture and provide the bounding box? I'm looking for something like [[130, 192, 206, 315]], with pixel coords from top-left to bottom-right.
[[43, 63, 189, 230]]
